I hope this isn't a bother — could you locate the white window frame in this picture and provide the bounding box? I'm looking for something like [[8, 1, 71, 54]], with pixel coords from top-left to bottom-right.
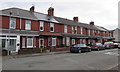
[[25, 20, 31, 30], [52, 38, 56, 46], [40, 21, 44, 31], [64, 25, 67, 33], [72, 39, 75, 44], [10, 18, 16, 29], [50, 23, 54, 32], [27, 37, 33, 48], [75, 26, 77, 34]]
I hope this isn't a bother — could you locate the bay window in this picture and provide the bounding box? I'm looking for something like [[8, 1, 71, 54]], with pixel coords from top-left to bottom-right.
[[27, 37, 33, 48], [52, 38, 56, 46]]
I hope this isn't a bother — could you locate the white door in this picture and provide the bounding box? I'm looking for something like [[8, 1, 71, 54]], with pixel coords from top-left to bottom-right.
[[39, 38, 44, 48]]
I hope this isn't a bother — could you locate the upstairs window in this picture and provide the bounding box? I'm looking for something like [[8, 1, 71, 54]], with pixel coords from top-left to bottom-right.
[[50, 23, 54, 32], [75, 26, 77, 34], [72, 26, 74, 34], [10, 18, 16, 29], [40, 21, 44, 31], [25, 20, 31, 30], [81, 27, 83, 34], [64, 25, 67, 33], [88, 29, 90, 36]]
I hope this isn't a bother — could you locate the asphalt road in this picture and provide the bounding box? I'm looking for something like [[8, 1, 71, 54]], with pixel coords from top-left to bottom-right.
[[2, 48, 119, 70]]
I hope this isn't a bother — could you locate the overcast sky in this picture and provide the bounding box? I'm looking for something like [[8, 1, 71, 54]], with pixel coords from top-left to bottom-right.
[[0, 0, 119, 30]]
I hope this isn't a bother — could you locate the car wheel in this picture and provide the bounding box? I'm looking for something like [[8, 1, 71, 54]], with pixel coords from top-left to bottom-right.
[[79, 50, 81, 53], [89, 49, 91, 52], [70, 50, 73, 53], [97, 48, 99, 51]]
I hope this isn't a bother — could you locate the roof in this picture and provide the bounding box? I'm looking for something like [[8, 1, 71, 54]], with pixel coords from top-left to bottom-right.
[[0, 7, 110, 31], [1, 8, 38, 20]]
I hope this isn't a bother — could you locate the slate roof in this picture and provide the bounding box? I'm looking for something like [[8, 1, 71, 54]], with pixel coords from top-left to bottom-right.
[[1, 8, 37, 20], [0, 7, 110, 32]]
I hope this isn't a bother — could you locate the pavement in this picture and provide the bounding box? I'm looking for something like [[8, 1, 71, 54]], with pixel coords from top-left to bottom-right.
[[2, 51, 69, 60]]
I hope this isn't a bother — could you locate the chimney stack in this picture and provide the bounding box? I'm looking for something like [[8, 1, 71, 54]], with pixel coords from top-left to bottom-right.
[[73, 17, 79, 22], [48, 7, 54, 16], [30, 6, 35, 12], [90, 21, 94, 25]]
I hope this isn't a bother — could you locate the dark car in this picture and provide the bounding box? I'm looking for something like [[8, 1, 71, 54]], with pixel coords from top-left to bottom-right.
[[70, 44, 91, 53], [103, 42, 114, 49], [90, 43, 105, 51], [113, 43, 119, 48]]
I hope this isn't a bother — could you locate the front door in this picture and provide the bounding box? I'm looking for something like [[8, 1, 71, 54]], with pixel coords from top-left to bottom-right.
[[39, 38, 44, 48]]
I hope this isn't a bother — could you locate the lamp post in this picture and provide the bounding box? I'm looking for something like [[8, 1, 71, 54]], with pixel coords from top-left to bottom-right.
[[8, 11, 12, 55]]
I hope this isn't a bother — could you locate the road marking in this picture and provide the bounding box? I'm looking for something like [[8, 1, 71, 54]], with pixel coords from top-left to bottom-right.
[[104, 52, 119, 56]]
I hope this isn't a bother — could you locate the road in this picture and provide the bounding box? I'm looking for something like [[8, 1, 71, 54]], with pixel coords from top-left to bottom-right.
[[2, 48, 119, 70]]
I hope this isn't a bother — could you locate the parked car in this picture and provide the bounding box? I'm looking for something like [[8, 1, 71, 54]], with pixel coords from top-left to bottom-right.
[[90, 43, 105, 51], [113, 43, 119, 48], [103, 42, 114, 49], [70, 44, 91, 53]]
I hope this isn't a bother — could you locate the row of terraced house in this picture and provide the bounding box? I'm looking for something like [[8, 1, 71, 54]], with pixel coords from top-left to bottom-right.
[[0, 6, 114, 55]]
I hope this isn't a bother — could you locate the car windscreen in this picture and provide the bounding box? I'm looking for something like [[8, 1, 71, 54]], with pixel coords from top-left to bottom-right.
[[104, 42, 113, 44], [96, 43, 102, 46]]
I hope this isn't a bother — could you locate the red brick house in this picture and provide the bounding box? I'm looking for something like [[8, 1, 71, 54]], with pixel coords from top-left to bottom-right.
[[0, 6, 114, 55]]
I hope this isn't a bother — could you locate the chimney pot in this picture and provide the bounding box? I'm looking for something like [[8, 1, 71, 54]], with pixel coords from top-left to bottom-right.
[[73, 17, 79, 22], [48, 7, 54, 16], [90, 21, 94, 25], [30, 6, 35, 12]]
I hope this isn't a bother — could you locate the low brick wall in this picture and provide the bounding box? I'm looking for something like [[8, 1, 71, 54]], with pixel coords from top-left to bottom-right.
[[18, 48, 46, 55], [51, 47, 70, 52]]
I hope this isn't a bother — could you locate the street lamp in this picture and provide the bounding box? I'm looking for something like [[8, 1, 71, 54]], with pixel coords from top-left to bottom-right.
[[8, 11, 12, 55]]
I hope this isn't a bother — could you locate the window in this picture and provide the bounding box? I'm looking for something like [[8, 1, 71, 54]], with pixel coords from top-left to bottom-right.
[[10, 18, 16, 29], [22, 37, 25, 48], [40, 21, 44, 31], [27, 37, 33, 48], [72, 26, 74, 34], [64, 25, 67, 33], [75, 26, 77, 34], [72, 39, 75, 44], [52, 38, 56, 46], [81, 27, 83, 34], [66, 37, 70, 46], [50, 23, 54, 32], [88, 29, 90, 36], [25, 20, 31, 30]]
